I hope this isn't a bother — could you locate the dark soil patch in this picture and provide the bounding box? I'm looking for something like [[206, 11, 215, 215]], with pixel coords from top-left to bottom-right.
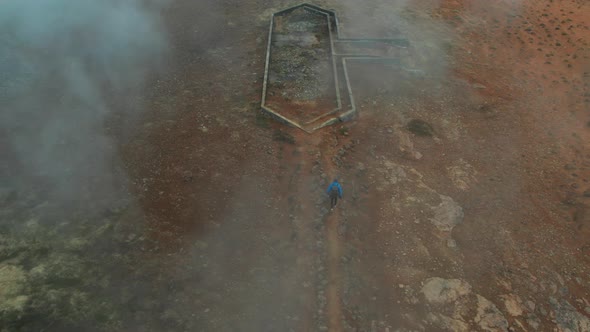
[[407, 119, 434, 137]]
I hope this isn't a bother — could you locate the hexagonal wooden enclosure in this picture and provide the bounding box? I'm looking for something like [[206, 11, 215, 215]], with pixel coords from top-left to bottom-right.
[[261, 3, 409, 133]]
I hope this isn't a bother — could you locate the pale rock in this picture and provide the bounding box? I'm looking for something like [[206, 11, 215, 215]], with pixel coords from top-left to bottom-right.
[[447, 159, 478, 191], [430, 195, 464, 232], [501, 294, 524, 317], [422, 277, 472, 304], [396, 130, 423, 160], [525, 300, 536, 312], [427, 313, 469, 331], [527, 315, 541, 330], [475, 295, 509, 331]]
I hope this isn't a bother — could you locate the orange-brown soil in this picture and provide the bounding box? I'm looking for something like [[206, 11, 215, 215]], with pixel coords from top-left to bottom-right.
[[115, 0, 590, 330]]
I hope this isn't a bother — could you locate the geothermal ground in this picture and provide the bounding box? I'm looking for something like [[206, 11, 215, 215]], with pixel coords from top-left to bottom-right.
[[1, 0, 589, 331]]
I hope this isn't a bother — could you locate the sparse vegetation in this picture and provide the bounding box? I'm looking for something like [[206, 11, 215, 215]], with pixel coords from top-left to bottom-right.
[[338, 126, 350, 136], [407, 119, 434, 137], [273, 129, 296, 144], [255, 111, 271, 129]]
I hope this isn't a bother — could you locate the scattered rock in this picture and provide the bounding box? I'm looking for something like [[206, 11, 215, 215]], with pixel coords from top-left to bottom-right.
[[430, 195, 464, 232], [513, 319, 527, 331], [427, 313, 469, 331], [422, 277, 472, 304], [381, 160, 407, 186], [501, 294, 524, 317], [526, 300, 536, 312], [396, 131, 423, 160], [549, 297, 590, 332], [527, 315, 541, 330], [447, 159, 478, 191], [540, 306, 548, 316], [474, 294, 509, 331], [182, 170, 194, 182]]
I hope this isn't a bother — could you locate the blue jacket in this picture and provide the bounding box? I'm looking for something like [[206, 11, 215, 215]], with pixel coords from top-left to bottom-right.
[[327, 181, 343, 198]]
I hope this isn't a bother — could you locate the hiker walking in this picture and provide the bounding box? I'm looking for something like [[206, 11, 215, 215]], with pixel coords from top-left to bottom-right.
[[326, 179, 343, 209]]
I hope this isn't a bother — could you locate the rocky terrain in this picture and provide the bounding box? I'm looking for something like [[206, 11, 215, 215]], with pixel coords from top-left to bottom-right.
[[1, 0, 588, 331]]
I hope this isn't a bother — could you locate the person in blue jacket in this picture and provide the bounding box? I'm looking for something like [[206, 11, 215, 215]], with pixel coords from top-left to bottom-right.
[[326, 179, 343, 208]]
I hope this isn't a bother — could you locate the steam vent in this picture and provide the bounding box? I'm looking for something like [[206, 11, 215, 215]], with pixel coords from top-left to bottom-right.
[[261, 3, 409, 133]]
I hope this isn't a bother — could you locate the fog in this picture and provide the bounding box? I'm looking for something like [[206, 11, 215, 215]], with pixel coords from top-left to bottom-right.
[[0, 0, 167, 207], [3, 0, 581, 331]]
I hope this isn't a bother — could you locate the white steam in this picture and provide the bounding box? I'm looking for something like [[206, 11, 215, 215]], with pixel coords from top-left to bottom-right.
[[0, 0, 167, 205]]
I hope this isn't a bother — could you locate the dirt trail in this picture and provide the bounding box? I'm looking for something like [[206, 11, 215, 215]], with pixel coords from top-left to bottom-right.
[[325, 207, 344, 331], [318, 138, 345, 332], [278, 133, 322, 331]]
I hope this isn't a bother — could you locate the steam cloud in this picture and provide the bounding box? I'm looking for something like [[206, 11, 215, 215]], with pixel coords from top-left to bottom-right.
[[0, 0, 167, 206]]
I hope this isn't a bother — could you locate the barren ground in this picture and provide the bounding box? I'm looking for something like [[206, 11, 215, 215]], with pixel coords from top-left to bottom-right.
[[1, 0, 589, 331]]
